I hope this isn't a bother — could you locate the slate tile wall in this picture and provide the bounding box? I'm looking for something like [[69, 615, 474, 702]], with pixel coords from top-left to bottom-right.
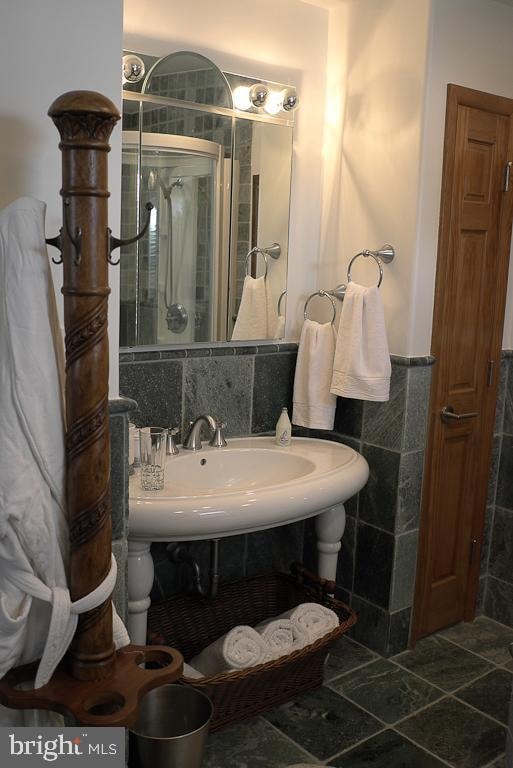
[[299, 356, 434, 656], [109, 397, 137, 623], [481, 351, 513, 628]]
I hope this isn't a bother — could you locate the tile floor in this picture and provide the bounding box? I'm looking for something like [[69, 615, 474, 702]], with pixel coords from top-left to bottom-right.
[[203, 616, 513, 768]]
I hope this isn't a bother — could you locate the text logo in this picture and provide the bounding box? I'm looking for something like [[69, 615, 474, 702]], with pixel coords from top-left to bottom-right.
[[1, 728, 124, 767]]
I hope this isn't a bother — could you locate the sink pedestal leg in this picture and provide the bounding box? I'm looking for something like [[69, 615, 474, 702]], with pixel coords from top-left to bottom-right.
[[315, 503, 346, 585], [128, 539, 154, 645]]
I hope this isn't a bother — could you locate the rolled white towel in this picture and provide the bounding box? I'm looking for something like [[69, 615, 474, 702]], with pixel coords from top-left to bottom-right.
[[190, 625, 270, 677], [256, 618, 309, 660], [281, 603, 339, 643], [182, 662, 204, 680]]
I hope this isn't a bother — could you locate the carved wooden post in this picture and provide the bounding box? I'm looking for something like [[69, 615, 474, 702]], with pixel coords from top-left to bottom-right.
[[0, 91, 182, 725], [48, 91, 118, 680]]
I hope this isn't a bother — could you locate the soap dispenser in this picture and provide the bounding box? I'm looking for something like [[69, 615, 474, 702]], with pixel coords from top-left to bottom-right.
[[275, 407, 292, 447]]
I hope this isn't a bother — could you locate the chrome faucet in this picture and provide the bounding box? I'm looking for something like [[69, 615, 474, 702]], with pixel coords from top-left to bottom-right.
[[182, 414, 218, 451]]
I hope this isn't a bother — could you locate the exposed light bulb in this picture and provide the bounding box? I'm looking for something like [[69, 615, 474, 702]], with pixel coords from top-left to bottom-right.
[[282, 87, 299, 112], [264, 90, 284, 115], [249, 83, 269, 108], [233, 86, 252, 111], [122, 54, 145, 84]]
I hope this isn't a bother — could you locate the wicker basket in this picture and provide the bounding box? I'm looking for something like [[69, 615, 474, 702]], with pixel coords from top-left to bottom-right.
[[147, 567, 357, 731]]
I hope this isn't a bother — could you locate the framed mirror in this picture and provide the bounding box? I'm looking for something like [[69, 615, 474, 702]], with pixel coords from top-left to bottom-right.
[[119, 50, 297, 347]]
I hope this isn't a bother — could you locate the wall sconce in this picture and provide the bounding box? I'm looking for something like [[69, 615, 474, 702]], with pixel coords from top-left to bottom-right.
[[233, 82, 300, 115]]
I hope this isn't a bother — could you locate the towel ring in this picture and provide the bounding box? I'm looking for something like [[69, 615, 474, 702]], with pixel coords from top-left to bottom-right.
[[245, 247, 268, 279], [277, 289, 287, 315], [303, 289, 337, 325], [347, 250, 384, 287]]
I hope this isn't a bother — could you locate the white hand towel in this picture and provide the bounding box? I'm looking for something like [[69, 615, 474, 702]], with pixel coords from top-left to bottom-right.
[[231, 275, 268, 340], [256, 618, 309, 659], [266, 287, 279, 340], [281, 603, 339, 643], [330, 282, 391, 401], [292, 319, 337, 430], [274, 314, 286, 339], [190, 625, 270, 676]]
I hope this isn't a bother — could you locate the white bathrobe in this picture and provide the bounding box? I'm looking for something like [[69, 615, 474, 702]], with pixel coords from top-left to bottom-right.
[[0, 197, 128, 723]]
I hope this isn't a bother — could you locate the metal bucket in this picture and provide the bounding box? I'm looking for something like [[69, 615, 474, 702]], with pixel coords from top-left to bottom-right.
[[130, 684, 213, 768]]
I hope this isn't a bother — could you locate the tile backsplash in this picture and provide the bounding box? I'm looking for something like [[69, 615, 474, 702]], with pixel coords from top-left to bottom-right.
[[120, 343, 297, 438]]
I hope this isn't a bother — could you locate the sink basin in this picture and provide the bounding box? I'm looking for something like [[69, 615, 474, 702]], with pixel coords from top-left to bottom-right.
[[129, 436, 369, 541]]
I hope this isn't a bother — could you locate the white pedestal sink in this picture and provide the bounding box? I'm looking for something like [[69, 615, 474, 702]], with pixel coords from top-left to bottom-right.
[[128, 436, 369, 643]]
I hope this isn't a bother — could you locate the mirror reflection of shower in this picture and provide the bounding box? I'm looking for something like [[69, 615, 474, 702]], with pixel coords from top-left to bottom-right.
[[121, 132, 224, 346], [148, 171, 188, 334]]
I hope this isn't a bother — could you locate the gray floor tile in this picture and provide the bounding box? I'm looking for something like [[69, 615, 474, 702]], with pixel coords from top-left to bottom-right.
[[440, 617, 513, 666], [203, 717, 316, 768], [330, 729, 448, 767], [264, 687, 381, 761], [394, 635, 494, 691], [455, 668, 513, 724], [324, 636, 379, 681], [396, 697, 506, 768], [330, 658, 442, 724]]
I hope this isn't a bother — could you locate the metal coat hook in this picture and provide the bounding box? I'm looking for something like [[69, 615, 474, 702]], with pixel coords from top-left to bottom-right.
[[107, 202, 153, 265], [45, 199, 83, 265]]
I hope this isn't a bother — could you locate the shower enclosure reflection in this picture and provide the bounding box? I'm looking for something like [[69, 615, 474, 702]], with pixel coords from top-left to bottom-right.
[[119, 49, 296, 347], [122, 133, 225, 345]]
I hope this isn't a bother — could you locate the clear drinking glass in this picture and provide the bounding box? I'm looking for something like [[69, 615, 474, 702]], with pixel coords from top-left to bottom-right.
[[139, 427, 166, 491]]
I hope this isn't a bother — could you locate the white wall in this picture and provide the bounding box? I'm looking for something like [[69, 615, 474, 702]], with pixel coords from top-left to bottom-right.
[[318, 0, 431, 354], [414, 0, 513, 354], [123, 0, 329, 340], [0, 0, 123, 395]]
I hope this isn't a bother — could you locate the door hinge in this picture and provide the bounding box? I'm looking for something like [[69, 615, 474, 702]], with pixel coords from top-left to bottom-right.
[[487, 360, 495, 387], [469, 538, 478, 565], [504, 161, 513, 192]]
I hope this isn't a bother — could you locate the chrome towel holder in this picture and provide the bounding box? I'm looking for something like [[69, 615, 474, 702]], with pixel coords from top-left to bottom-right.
[[245, 242, 281, 280], [303, 244, 395, 323], [304, 289, 337, 325]]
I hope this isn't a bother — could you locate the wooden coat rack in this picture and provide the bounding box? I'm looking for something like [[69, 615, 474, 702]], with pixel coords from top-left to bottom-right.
[[0, 91, 182, 726]]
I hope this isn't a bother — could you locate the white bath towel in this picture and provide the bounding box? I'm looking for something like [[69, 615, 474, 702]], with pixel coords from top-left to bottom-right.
[[0, 198, 129, 723], [281, 603, 339, 643], [231, 275, 269, 340], [256, 618, 309, 659], [292, 319, 337, 430], [330, 282, 391, 401], [190, 625, 270, 676]]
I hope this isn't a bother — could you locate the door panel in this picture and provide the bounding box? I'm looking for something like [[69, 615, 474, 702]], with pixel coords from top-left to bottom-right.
[[412, 85, 513, 641]]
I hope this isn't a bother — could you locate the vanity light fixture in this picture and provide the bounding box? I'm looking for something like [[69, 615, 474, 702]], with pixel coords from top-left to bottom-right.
[[233, 82, 300, 115]]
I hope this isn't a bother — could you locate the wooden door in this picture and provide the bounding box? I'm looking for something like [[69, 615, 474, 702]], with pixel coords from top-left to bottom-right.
[[412, 85, 513, 641]]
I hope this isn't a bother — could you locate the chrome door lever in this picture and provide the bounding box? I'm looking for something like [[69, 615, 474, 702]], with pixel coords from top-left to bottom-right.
[[441, 406, 479, 423]]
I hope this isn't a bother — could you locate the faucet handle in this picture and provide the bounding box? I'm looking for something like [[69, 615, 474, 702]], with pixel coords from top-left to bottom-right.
[[166, 427, 180, 456], [209, 421, 227, 448]]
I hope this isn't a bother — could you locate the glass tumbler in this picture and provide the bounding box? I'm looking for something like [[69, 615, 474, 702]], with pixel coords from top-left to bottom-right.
[[139, 427, 167, 491]]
